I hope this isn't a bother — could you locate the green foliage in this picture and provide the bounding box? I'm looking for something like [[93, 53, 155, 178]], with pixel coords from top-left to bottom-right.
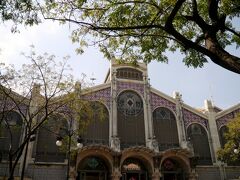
[[43, 0, 240, 73], [1, 1, 240, 71], [0, 47, 76, 178], [217, 114, 240, 165], [0, 0, 42, 32]]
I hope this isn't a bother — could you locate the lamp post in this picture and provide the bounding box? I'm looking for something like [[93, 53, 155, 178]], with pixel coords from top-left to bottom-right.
[[55, 125, 83, 180], [233, 141, 240, 154]]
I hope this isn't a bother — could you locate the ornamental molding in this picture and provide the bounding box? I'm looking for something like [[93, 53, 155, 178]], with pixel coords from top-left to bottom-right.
[[78, 144, 120, 156], [215, 103, 240, 119], [81, 87, 111, 109], [116, 78, 145, 84], [116, 81, 145, 96], [161, 148, 193, 158], [215, 105, 240, 130], [181, 103, 207, 119], [150, 88, 176, 105], [122, 146, 157, 156], [150, 87, 207, 120], [183, 109, 208, 129], [111, 60, 147, 72], [150, 92, 176, 113], [80, 83, 111, 95]]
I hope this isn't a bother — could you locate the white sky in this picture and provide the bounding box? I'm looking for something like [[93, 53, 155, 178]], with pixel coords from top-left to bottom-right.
[[0, 21, 239, 109]]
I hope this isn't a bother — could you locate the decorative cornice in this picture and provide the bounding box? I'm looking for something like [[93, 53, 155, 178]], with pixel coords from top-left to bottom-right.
[[80, 83, 111, 95], [150, 87, 207, 119], [216, 103, 240, 119]]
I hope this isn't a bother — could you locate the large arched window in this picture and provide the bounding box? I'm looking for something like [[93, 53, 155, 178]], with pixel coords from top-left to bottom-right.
[[117, 91, 145, 148], [219, 126, 228, 148], [187, 124, 212, 165], [77, 156, 109, 180], [81, 101, 109, 145], [161, 158, 187, 180], [34, 114, 67, 162], [153, 107, 179, 151], [121, 158, 148, 180], [0, 111, 23, 161]]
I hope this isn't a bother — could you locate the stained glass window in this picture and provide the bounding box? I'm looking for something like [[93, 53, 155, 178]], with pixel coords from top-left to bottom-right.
[[117, 91, 143, 116]]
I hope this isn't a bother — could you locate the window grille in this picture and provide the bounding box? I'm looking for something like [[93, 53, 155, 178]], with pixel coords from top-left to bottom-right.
[[117, 91, 145, 149], [117, 91, 143, 116], [0, 111, 23, 161], [187, 124, 212, 165], [153, 107, 179, 151], [116, 68, 143, 81], [219, 126, 228, 148]]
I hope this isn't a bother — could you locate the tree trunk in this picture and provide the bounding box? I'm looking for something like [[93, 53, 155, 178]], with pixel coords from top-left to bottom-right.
[[205, 36, 240, 74]]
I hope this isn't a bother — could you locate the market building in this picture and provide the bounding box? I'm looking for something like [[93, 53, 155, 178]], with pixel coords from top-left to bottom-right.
[[0, 60, 240, 180]]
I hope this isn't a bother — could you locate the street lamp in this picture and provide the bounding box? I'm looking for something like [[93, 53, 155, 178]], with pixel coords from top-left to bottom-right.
[[233, 142, 240, 154], [56, 136, 63, 147], [56, 133, 83, 180], [234, 148, 239, 154]]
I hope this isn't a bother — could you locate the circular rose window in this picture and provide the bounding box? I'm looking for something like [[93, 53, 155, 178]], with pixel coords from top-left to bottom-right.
[[117, 91, 143, 116]]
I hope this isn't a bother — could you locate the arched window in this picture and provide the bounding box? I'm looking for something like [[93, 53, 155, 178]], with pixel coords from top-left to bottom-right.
[[161, 158, 187, 180], [77, 156, 109, 180], [187, 124, 212, 165], [219, 126, 228, 148], [0, 111, 23, 161], [121, 158, 148, 180], [81, 101, 109, 145], [153, 107, 179, 150], [117, 91, 145, 148], [35, 114, 67, 162], [116, 68, 143, 81]]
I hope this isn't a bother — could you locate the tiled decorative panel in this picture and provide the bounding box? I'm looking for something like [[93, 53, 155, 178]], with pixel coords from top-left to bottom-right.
[[82, 87, 111, 109], [0, 100, 28, 114], [183, 109, 208, 129], [216, 108, 240, 129], [150, 92, 176, 113], [116, 81, 144, 96]]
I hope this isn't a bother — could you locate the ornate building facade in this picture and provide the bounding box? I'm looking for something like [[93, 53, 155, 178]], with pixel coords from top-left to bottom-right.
[[0, 60, 240, 180]]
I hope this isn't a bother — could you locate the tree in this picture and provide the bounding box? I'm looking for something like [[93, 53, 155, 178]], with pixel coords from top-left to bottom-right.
[[1, 1, 239, 73], [217, 114, 240, 165], [42, 0, 240, 74], [0, 0, 42, 32], [0, 47, 107, 179], [0, 47, 76, 179]]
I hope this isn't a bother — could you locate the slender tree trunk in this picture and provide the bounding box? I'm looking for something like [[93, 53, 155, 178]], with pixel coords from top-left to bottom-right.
[[20, 140, 29, 180]]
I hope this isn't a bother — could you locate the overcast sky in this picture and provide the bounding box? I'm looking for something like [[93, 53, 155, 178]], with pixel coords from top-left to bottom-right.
[[0, 21, 239, 110]]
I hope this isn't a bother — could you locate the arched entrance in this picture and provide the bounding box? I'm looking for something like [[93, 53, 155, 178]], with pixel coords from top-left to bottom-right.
[[121, 158, 148, 180], [161, 158, 187, 180], [77, 156, 109, 180]]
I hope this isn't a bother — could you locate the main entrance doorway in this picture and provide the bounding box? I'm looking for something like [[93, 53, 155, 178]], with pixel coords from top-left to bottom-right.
[[161, 158, 186, 180], [121, 158, 148, 180], [77, 156, 109, 180]]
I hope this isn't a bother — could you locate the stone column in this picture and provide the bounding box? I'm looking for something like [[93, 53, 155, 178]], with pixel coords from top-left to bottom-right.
[[110, 70, 120, 151], [204, 100, 226, 180], [173, 92, 188, 149], [204, 100, 221, 163], [143, 76, 150, 141], [19, 84, 41, 176], [144, 76, 159, 152], [188, 171, 198, 180], [112, 154, 121, 180], [152, 170, 161, 180], [111, 170, 122, 180], [189, 154, 199, 180], [152, 155, 162, 180]]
